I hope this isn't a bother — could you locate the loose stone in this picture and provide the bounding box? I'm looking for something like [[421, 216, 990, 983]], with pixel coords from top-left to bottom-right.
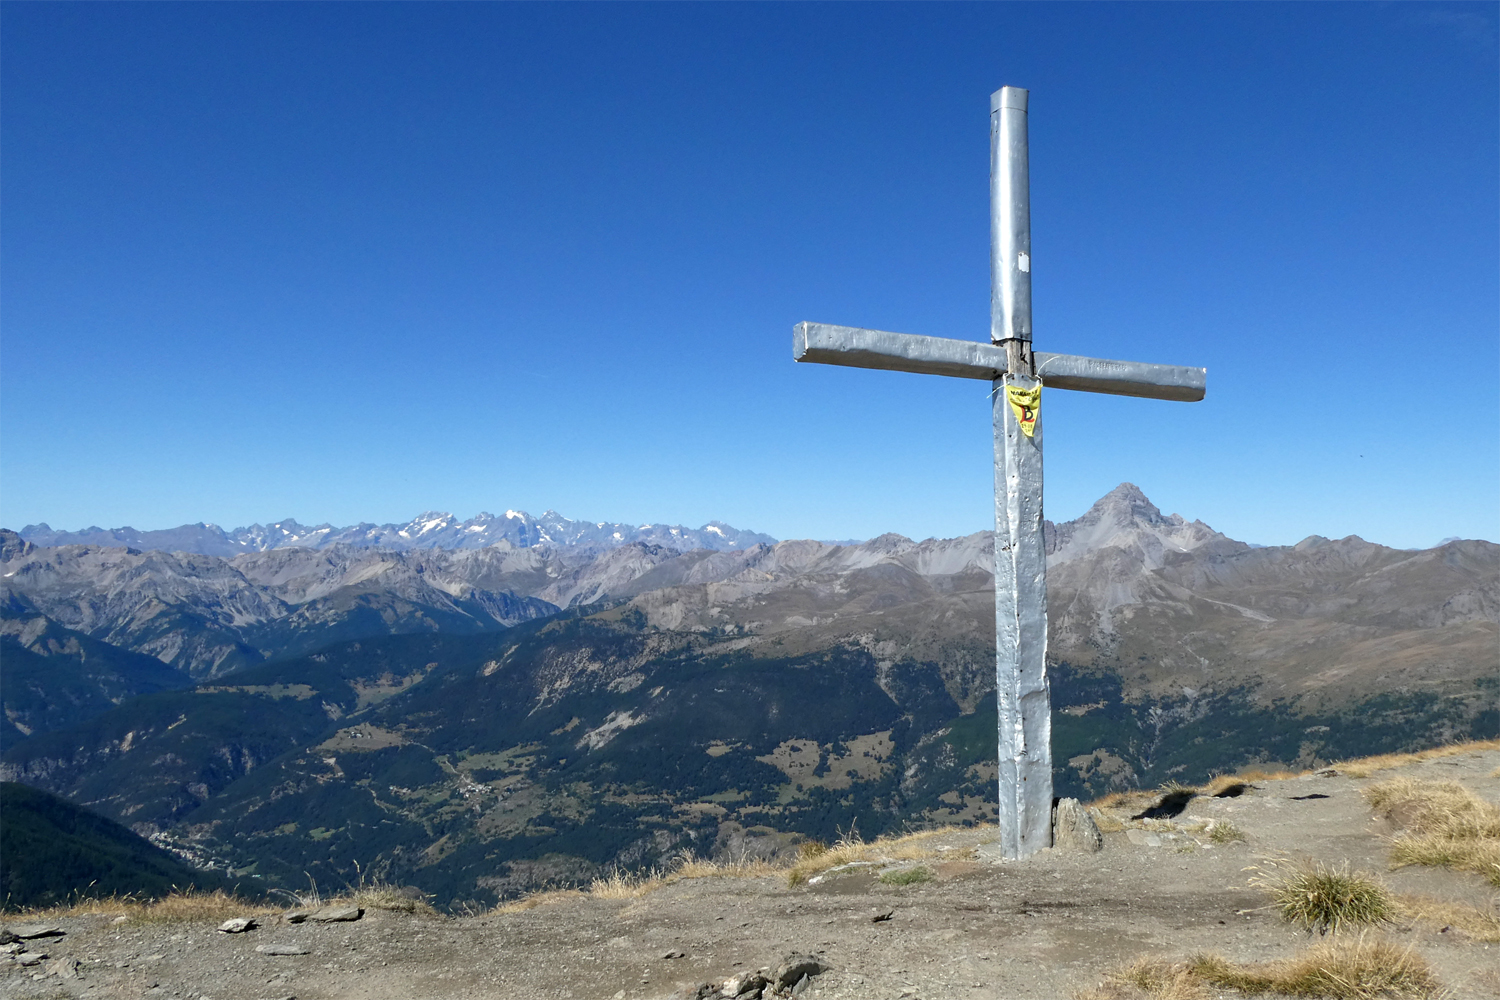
[[45, 956, 80, 980], [772, 954, 826, 992], [255, 944, 312, 956], [1052, 798, 1104, 853], [309, 906, 363, 923], [218, 918, 257, 934]]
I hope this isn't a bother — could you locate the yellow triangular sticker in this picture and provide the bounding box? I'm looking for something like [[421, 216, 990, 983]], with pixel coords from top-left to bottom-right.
[[1005, 382, 1041, 437]]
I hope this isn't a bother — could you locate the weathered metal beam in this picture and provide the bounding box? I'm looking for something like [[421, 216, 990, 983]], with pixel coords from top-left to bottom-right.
[[793, 322, 1207, 402], [993, 372, 1052, 857]]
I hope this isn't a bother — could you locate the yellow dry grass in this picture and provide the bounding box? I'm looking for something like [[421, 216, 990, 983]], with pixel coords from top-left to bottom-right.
[[490, 888, 586, 914], [1088, 773, 1294, 822], [1206, 768, 1303, 792], [1206, 820, 1246, 844], [784, 825, 970, 886], [587, 868, 663, 899], [332, 884, 438, 916], [1092, 811, 1126, 833], [1395, 893, 1500, 942], [1076, 955, 1213, 1000], [1334, 739, 1500, 779], [493, 853, 787, 912], [1079, 938, 1441, 1000], [495, 824, 971, 911], [1364, 777, 1500, 885], [671, 856, 783, 881], [1088, 789, 1162, 812], [18, 879, 439, 923], [17, 889, 282, 925], [1085, 740, 1500, 843], [1247, 859, 1393, 934]]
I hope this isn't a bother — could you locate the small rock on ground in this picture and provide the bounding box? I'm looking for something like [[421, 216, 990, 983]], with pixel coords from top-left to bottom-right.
[[310, 906, 363, 923], [255, 943, 312, 956], [1053, 798, 1104, 853], [773, 954, 826, 991]]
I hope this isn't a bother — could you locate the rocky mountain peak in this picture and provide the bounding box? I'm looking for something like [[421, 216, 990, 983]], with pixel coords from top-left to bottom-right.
[[1077, 482, 1167, 527], [1046, 483, 1228, 570], [0, 528, 32, 562]]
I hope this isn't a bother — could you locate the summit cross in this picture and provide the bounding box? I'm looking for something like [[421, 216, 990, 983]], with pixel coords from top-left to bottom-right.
[[792, 86, 1207, 860]]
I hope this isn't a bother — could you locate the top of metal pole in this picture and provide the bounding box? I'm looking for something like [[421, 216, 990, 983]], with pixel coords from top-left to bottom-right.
[[992, 87, 1028, 112], [991, 85, 1032, 355]]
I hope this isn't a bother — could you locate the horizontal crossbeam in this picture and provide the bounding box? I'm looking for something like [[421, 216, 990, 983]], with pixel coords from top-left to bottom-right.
[[794, 322, 1206, 402]]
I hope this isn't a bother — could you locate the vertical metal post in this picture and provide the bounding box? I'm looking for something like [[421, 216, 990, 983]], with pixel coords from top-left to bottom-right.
[[990, 86, 1052, 859], [991, 86, 1034, 375]]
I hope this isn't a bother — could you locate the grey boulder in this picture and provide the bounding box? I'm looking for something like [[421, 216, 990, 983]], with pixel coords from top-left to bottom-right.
[[1052, 797, 1104, 853], [773, 955, 826, 991]]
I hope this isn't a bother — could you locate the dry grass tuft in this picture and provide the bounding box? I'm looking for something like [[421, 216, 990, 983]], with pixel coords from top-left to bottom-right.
[[491, 888, 585, 914], [1197, 937, 1441, 999], [1248, 860, 1393, 934], [493, 852, 787, 913], [1207, 820, 1246, 845], [1333, 739, 1500, 779], [24, 876, 439, 923], [333, 883, 438, 915], [1089, 789, 1163, 813], [20, 889, 282, 925], [784, 825, 967, 887], [1392, 836, 1500, 886], [1087, 740, 1499, 816], [1199, 774, 1250, 797], [1092, 810, 1126, 833], [878, 866, 934, 886], [586, 869, 656, 899], [1364, 777, 1500, 886], [1080, 938, 1441, 1000], [671, 855, 782, 880], [1396, 893, 1500, 942], [1076, 956, 1212, 999]]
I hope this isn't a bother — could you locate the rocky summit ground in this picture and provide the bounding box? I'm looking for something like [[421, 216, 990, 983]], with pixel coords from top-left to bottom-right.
[[3, 748, 1497, 1000]]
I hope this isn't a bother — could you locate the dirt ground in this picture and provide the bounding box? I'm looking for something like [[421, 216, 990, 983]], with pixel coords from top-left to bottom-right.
[[4, 749, 1497, 1000]]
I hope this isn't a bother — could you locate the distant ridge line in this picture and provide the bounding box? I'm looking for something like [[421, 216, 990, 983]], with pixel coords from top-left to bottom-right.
[[14, 510, 778, 558]]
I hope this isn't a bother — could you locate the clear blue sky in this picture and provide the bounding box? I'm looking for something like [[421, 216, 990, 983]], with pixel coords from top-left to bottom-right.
[[3, 3, 1496, 549]]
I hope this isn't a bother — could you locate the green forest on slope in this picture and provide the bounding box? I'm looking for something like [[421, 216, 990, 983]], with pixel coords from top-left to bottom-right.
[[5, 606, 1492, 910]]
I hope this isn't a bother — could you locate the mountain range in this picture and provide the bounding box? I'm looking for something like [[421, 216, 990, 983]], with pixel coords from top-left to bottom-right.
[[1, 484, 1494, 908], [17, 510, 776, 558]]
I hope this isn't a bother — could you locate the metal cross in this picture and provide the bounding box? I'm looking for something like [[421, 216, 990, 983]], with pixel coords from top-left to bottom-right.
[[792, 87, 1206, 860]]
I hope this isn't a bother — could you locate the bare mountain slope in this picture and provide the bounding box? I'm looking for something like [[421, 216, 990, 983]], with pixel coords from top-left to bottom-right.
[[615, 485, 1496, 712], [1, 483, 1493, 907], [2, 484, 1493, 708], [0, 537, 558, 677]]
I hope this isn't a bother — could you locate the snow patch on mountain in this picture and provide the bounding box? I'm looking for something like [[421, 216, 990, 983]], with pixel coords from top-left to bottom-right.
[[18, 510, 777, 558]]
